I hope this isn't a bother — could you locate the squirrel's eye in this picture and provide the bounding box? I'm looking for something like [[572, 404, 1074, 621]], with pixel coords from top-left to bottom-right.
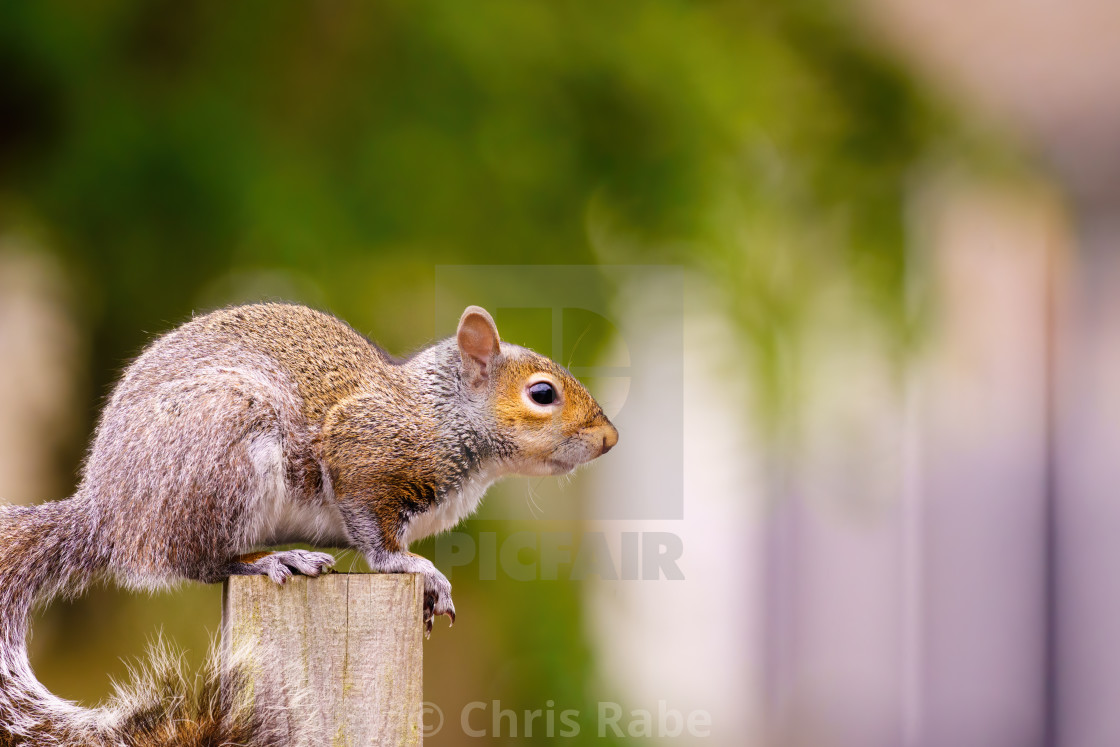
[[528, 382, 556, 405]]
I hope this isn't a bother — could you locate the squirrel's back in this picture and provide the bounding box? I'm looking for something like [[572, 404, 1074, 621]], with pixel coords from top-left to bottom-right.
[[147, 304, 396, 423]]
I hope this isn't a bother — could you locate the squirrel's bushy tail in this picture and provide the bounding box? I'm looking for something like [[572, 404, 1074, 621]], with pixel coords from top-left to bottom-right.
[[0, 501, 291, 747], [0, 499, 101, 746]]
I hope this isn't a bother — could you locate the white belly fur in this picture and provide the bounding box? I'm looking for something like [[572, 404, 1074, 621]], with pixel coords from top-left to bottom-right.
[[248, 435, 349, 547], [401, 467, 499, 547]]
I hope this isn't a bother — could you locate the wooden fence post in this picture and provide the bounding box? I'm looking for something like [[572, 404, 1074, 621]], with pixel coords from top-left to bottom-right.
[[222, 573, 425, 746]]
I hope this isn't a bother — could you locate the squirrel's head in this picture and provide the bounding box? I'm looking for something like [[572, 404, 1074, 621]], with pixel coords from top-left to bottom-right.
[[457, 305, 618, 476]]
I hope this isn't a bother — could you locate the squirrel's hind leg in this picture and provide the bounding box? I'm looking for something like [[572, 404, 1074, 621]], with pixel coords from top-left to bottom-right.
[[222, 549, 336, 584]]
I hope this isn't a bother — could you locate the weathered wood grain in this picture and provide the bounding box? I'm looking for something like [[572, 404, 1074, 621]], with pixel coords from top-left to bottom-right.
[[222, 573, 424, 746]]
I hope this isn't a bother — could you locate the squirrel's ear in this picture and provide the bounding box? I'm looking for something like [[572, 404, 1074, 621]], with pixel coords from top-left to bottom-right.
[[457, 306, 501, 389]]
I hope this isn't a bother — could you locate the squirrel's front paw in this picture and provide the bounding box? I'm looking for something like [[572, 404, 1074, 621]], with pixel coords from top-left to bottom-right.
[[366, 552, 456, 636], [422, 569, 455, 638]]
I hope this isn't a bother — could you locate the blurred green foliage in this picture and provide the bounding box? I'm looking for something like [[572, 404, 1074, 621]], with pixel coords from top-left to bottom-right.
[[1, 1, 973, 743]]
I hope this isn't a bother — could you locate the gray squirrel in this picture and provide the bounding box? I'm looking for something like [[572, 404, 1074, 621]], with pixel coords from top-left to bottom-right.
[[0, 303, 618, 746]]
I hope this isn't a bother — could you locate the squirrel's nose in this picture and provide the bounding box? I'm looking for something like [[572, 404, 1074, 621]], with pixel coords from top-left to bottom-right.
[[598, 424, 619, 455]]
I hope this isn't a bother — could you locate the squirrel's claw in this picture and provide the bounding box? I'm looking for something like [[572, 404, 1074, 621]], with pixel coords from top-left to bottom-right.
[[422, 608, 453, 639], [421, 582, 454, 637]]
